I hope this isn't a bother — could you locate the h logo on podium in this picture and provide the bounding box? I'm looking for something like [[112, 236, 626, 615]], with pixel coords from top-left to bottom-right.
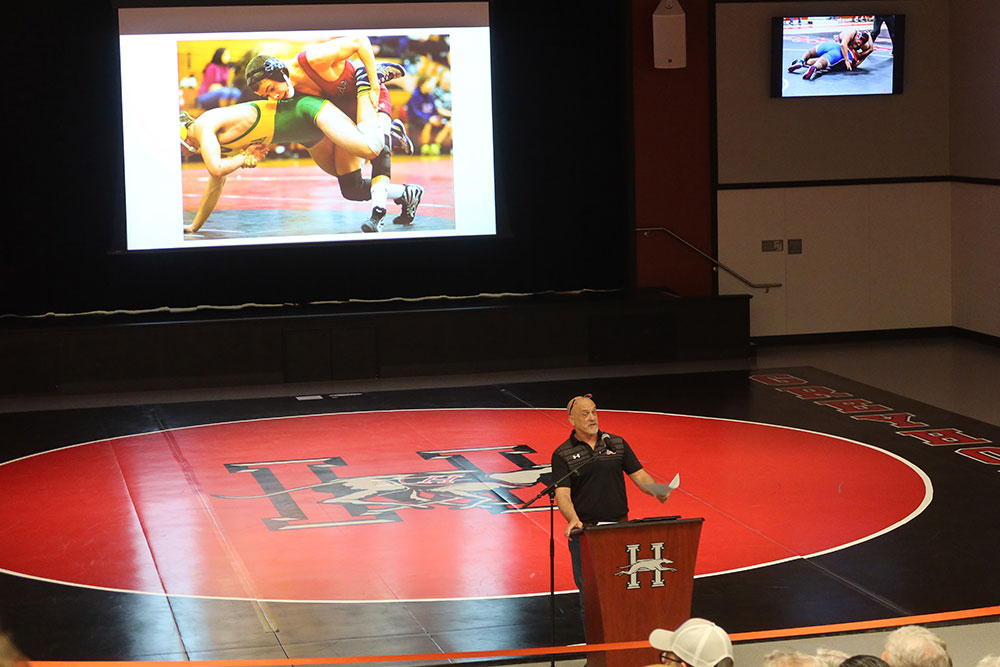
[[616, 542, 678, 589]]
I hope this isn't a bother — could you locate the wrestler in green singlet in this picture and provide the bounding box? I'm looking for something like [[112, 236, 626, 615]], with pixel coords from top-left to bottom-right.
[[218, 95, 332, 156]]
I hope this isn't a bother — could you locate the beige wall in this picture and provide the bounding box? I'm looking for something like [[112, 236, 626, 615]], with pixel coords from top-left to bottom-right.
[[949, 1, 1000, 338], [716, 1, 950, 185], [718, 183, 952, 336], [714, 0, 998, 339], [952, 184, 1000, 336], [950, 1, 1000, 179]]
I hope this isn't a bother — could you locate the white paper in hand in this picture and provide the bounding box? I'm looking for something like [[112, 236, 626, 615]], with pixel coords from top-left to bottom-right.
[[639, 473, 680, 497]]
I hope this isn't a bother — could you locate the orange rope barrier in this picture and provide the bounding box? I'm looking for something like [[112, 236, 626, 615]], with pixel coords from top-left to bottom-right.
[[729, 605, 1000, 642], [26, 606, 1000, 667]]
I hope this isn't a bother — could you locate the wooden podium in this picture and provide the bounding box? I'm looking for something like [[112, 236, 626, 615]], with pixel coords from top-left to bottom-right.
[[580, 517, 704, 667]]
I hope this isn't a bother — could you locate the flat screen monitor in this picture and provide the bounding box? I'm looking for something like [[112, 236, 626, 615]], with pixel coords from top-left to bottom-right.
[[771, 14, 904, 98], [118, 2, 495, 250]]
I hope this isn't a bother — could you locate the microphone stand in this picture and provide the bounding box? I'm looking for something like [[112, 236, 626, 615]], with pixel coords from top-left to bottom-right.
[[521, 439, 609, 667]]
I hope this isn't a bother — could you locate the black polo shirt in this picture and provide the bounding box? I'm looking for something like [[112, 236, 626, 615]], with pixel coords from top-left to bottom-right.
[[551, 430, 642, 524]]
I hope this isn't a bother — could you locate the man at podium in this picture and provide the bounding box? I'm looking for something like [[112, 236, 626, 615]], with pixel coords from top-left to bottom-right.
[[551, 394, 672, 598]]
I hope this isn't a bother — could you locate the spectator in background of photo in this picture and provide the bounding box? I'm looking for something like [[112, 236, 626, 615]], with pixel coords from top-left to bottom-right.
[[423, 69, 452, 155], [196, 47, 241, 109], [405, 70, 453, 156], [405, 73, 440, 154], [230, 47, 261, 104], [179, 71, 198, 110]]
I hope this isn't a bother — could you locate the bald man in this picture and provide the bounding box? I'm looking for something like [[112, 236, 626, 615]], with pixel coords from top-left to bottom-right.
[[551, 394, 670, 601]]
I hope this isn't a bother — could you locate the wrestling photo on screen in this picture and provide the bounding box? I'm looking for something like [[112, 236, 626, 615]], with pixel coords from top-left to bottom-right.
[[178, 34, 455, 241], [119, 4, 495, 250], [775, 15, 901, 98]]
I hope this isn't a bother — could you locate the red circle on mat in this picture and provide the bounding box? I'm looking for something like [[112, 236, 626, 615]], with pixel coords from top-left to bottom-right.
[[0, 409, 929, 602]]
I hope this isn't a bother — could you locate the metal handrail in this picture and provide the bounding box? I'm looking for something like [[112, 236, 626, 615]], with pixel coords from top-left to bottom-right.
[[636, 226, 783, 292]]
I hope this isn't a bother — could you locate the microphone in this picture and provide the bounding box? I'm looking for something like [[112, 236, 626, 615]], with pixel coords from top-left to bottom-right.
[[601, 432, 616, 454]]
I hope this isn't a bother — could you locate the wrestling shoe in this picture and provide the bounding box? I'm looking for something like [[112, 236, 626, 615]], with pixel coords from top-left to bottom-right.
[[803, 65, 819, 80], [390, 118, 414, 155], [392, 184, 423, 226], [787, 59, 804, 73], [375, 62, 406, 86], [355, 62, 406, 92], [361, 206, 386, 233]]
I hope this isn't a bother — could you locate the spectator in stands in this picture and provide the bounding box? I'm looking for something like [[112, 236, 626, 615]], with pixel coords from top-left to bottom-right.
[[196, 47, 241, 109], [647, 618, 734, 667], [230, 47, 261, 104], [423, 69, 452, 155], [405, 73, 440, 154], [179, 71, 198, 110], [0, 629, 26, 667], [763, 649, 823, 667], [815, 648, 851, 667], [841, 656, 893, 667], [881, 626, 952, 667]]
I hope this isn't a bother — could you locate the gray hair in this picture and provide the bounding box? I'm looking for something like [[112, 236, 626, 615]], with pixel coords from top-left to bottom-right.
[[882, 626, 951, 667], [763, 649, 823, 667], [841, 655, 891, 667], [815, 648, 851, 667], [0, 631, 26, 667]]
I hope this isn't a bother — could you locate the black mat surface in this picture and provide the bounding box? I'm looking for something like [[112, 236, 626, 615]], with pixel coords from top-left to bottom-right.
[[1, 368, 997, 662]]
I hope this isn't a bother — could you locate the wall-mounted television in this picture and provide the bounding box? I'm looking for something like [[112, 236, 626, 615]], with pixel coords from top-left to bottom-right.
[[119, 2, 495, 250], [771, 14, 904, 98]]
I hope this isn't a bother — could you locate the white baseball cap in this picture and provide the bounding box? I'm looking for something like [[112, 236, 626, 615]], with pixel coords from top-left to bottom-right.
[[649, 618, 734, 667]]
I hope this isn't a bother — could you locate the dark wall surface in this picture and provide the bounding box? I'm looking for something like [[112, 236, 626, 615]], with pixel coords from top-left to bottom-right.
[[5, 2, 637, 317], [631, 0, 716, 297]]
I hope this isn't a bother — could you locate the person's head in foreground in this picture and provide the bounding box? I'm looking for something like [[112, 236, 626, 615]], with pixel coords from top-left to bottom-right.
[[815, 648, 851, 667], [881, 626, 952, 667], [650, 618, 734, 667], [0, 629, 27, 667], [762, 649, 822, 667], [841, 655, 892, 667]]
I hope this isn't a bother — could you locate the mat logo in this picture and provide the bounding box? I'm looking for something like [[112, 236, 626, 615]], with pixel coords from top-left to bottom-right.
[[213, 444, 550, 530], [752, 373, 997, 469], [616, 542, 676, 589]]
